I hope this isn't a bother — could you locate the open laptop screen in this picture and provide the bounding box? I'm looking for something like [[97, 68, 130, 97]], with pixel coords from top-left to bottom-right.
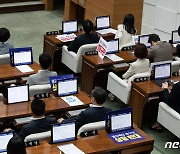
[[62, 20, 78, 34], [96, 15, 110, 30], [9, 47, 33, 66], [51, 122, 76, 143], [57, 78, 78, 97], [106, 39, 119, 54], [172, 30, 180, 44], [154, 63, 171, 80], [0, 131, 14, 153], [138, 35, 151, 48], [7, 85, 29, 104]]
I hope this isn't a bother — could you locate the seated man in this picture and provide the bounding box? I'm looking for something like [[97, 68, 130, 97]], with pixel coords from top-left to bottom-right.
[[58, 87, 112, 134], [148, 34, 173, 62], [18, 98, 57, 139], [0, 27, 13, 55], [26, 53, 57, 86], [68, 19, 99, 53]]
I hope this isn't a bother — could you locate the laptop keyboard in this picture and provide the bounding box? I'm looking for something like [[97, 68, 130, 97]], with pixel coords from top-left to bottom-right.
[[152, 79, 174, 87]]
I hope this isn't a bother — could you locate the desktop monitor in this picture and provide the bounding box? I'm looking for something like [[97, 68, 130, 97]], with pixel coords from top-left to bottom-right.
[[138, 34, 151, 48], [0, 131, 14, 153], [172, 30, 180, 44], [154, 63, 171, 80], [9, 47, 33, 66], [57, 78, 78, 97], [51, 121, 76, 143], [96, 15, 110, 30], [7, 85, 29, 104], [105, 107, 133, 133], [106, 39, 119, 54], [62, 20, 78, 34]]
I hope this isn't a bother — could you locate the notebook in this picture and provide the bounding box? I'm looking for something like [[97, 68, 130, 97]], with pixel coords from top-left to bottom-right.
[[151, 62, 172, 87], [9, 47, 33, 66], [172, 30, 180, 47], [51, 121, 76, 143], [0, 131, 14, 153], [57, 77, 78, 97], [62, 20, 78, 34], [106, 39, 119, 54], [138, 34, 151, 48], [6, 85, 29, 104]]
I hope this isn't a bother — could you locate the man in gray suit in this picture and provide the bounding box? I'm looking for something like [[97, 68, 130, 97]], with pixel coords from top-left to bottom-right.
[[148, 34, 173, 62], [27, 53, 57, 86]]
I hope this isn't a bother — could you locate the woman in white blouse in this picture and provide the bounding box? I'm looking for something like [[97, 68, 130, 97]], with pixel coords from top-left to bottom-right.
[[115, 14, 136, 49]]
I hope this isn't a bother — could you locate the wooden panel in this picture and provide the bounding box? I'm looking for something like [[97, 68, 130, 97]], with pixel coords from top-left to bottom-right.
[[41, 0, 53, 10]]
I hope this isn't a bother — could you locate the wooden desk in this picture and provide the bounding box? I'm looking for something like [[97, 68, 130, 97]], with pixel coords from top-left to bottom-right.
[[130, 76, 180, 128], [0, 62, 40, 81], [26, 127, 154, 154], [81, 51, 136, 95], [0, 91, 90, 121]]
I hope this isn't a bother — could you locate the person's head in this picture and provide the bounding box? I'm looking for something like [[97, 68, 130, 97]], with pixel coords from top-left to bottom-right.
[[82, 20, 94, 34], [123, 14, 136, 35], [39, 53, 52, 69], [91, 87, 107, 105], [134, 43, 148, 59], [148, 34, 160, 46], [7, 135, 26, 154], [0, 27, 10, 43], [31, 98, 45, 117]]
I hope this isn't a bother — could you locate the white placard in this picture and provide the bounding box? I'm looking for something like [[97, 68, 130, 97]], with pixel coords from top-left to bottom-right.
[[97, 37, 108, 59]]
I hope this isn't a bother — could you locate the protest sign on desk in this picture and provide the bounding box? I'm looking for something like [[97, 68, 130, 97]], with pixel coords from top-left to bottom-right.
[[97, 37, 108, 59]]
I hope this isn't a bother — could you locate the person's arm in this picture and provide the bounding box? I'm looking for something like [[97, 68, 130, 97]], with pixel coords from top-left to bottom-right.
[[122, 63, 135, 79], [26, 76, 33, 87], [18, 126, 29, 140], [147, 48, 155, 59], [114, 24, 123, 39], [67, 37, 80, 53]]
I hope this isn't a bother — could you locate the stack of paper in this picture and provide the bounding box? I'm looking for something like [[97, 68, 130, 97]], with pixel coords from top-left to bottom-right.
[[61, 96, 83, 106], [56, 33, 77, 42], [58, 143, 85, 154]]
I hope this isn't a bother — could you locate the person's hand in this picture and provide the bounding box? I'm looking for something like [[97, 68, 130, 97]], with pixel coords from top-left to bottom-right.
[[3, 128, 12, 132], [162, 82, 168, 89], [57, 118, 64, 123]]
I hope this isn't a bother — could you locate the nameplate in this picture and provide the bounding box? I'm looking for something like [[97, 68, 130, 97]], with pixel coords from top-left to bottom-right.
[[34, 93, 50, 98], [172, 72, 179, 76], [80, 130, 98, 137], [85, 51, 98, 55], [25, 140, 39, 147], [121, 45, 134, 51], [134, 77, 148, 82], [46, 31, 59, 36]]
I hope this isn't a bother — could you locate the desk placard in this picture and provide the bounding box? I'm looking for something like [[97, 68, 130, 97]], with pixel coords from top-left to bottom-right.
[[97, 37, 108, 59], [80, 130, 98, 137], [25, 140, 39, 147], [34, 93, 50, 99]]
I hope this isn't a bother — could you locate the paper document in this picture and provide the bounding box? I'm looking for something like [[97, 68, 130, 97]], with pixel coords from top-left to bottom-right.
[[58, 143, 85, 154], [96, 28, 117, 35], [106, 54, 124, 62], [56, 33, 77, 42], [16, 65, 34, 73], [61, 96, 83, 106]]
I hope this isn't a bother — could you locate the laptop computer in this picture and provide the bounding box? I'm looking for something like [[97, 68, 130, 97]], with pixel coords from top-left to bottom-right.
[[9, 47, 33, 66], [51, 121, 76, 144], [6, 85, 29, 104], [151, 62, 172, 87], [62, 20, 78, 34], [96, 15, 110, 30], [138, 34, 151, 48], [57, 77, 78, 97], [0, 131, 14, 153], [172, 30, 180, 47], [106, 39, 119, 54]]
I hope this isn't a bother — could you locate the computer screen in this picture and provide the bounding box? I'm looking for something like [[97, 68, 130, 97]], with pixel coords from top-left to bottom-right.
[[172, 30, 180, 44], [0, 131, 14, 153], [138, 35, 151, 48], [57, 78, 78, 97], [96, 15, 110, 30], [106, 39, 119, 54], [7, 85, 29, 104], [154, 63, 171, 80], [9, 47, 33, 66], [51, 122, 76, 143], [62, 20, 78, 34]]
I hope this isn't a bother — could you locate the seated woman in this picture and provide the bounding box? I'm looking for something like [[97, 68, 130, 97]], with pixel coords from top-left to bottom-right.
[[122, 43, 150, 80], [115, 14, 136, 49]]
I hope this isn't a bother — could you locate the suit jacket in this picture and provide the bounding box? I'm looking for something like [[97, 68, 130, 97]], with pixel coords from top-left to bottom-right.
[[148, 41, 173, 62], [0, 42, 13, 55], [163, 82, 180, 114], [18, 117, 57, 139], [122, 58, 150, 79], [27, 70, 57, 86], [68, 33, 99, 53], [63, 106, 112, 134]]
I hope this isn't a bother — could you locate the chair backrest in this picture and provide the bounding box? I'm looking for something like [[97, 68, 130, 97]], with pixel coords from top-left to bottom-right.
[[29, 84, 51, 97], [77, 121, 105, 135], [0, 93, 4, 101], [24, 131, 51, 142], [171, 61, 180, 75], [0, 53, 10, 65]]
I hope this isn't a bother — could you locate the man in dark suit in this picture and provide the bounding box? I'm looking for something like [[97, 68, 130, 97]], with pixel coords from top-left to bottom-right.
[[68, 19, 99, 53], [18, 98, 57, 139], [58, 87, 112, 134]]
